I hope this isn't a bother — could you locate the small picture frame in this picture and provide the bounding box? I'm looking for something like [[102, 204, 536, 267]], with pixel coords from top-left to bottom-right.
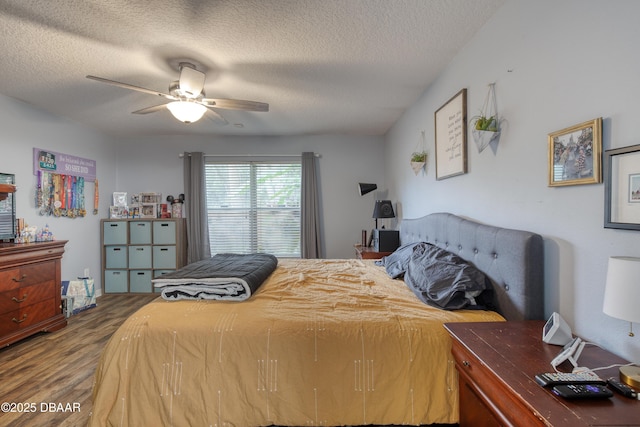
[[604, 144, 640, 230], [548, 118, 602, 187], [112, 192, 128, 207], [629, 174, 640, 203], [434, 88, 467, 180]]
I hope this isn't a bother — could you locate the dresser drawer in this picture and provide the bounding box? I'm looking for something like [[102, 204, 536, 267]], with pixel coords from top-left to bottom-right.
[[0, 280, 57, 315], [0, 298, 57, 336], [0, 260, 55, 291]]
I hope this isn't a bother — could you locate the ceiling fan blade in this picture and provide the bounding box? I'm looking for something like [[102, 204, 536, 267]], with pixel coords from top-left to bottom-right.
[[202, 98, 269, 112], [86, 75, 177, 100], [178, 63, 205, 99], [131, 104, 168, 114], [204, 107, 229, 125]]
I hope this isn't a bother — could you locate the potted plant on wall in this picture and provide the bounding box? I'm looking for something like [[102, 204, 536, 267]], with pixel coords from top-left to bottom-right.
[[470, 83, 502, 153], [410, 131, 428, 175]]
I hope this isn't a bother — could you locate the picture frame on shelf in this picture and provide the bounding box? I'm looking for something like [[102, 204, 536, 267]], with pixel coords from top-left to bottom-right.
[[548, 117, 602, 187], [434, 88, 467, 180], [604, 144, 640, 230], [112, 192, 128, 207]]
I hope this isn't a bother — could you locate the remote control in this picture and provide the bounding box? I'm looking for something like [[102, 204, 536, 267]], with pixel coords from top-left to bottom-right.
[[607, 377, 638, 398], [535, 371, 605, 387], [552, 384, 613, 399]]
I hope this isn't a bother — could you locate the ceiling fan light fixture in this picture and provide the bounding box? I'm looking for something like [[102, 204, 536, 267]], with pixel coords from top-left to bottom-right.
[[166, 101, 207, 123]]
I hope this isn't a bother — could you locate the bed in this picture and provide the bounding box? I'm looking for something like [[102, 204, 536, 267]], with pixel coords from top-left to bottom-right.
[[89, 212, 544, 426]]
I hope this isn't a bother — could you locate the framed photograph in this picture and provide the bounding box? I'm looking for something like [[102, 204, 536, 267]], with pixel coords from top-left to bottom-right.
[[604, 144, 640, 230], [112, 192, 128, 207], [630, 174, 640, 203], [548, 118, 602, 186], [434, 88, 467, 180]]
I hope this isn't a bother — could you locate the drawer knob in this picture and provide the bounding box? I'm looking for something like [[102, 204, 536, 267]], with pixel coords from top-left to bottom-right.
[[12, 314, 28, 324], [12, 294, 28, 303], [12, 274, 27, 283], [462, 360, 471, 367]]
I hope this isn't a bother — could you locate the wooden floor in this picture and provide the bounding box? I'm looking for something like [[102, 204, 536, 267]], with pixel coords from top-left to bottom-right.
[[0, 294, 157, 427]]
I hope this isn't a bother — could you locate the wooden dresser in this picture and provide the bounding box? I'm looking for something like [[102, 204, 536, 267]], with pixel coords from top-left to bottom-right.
[[0, 240, 67, 348], [444, 321, 640, 427]]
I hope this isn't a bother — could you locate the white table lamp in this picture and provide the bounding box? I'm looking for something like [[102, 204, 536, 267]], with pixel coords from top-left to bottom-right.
[[603, 256, 640, 388]]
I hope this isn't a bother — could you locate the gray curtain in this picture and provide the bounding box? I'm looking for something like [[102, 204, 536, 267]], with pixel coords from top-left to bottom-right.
[[301, 152, 322, 258], [183, 152, 211, 263]]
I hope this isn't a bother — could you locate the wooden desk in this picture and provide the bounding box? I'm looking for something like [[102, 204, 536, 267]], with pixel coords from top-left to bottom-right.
[[444, 321, 639, 427], [354, 245, 391, 260]]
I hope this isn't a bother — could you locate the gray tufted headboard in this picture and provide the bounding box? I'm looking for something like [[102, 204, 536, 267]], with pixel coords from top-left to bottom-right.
[[399, 212, 544, 321]]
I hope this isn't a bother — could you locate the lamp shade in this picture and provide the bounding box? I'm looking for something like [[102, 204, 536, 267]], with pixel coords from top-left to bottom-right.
[[166, 101, 207, 123], [603, 256, 640, 324], [358, 183, 377, 196], [372, 200, 395, 219]]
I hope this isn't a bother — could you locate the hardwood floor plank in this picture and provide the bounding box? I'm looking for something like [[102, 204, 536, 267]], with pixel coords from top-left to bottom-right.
[[0, 294, 157, 427]]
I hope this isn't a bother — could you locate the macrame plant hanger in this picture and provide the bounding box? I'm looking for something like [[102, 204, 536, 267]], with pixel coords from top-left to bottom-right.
[[472, 83, 501, 153], [410, 130, 428, 175]]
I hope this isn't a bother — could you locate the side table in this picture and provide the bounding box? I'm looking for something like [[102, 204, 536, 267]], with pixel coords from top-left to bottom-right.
[[444, 321, 639, 426], [354, 245, 391, 260]]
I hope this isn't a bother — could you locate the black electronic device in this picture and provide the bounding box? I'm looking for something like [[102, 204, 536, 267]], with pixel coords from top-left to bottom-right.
[[372, 229, 399, 252], [552, 384, 613, 399], [607, 377, 638, 398], [534, 371, 605, 388]]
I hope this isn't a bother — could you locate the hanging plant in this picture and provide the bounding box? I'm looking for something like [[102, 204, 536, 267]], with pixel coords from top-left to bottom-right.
[[410, 131, 428, 175], [470, 83, 502, 153]]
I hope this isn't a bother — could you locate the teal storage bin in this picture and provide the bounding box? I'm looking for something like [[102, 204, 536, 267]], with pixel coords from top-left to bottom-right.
[[105, 245, 128, 268], [129, 221, 152, 244], [129, 245, 152, 268], [130, 270, 152, 293], [104, 270, 128, 293], [153, 221, 176, 244], [103, 221, 127, 245], [153, 246, 177, 269]]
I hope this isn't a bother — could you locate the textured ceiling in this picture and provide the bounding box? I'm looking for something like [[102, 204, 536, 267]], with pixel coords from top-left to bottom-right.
[[0, 0, 505, 137]]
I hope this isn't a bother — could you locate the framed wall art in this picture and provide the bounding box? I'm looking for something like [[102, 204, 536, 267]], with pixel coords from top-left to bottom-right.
[[434, 88, 467, 180], [548, 117, 602, 187], [604, 144, 640, 230]]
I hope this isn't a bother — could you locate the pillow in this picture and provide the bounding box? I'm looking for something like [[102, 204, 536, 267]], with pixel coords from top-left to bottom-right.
[[404, 243, 495, 311], [375, 242, 428, 278]]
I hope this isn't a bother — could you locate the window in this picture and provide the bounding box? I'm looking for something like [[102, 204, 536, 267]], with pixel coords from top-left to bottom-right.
[[205, 159, 301, 257]]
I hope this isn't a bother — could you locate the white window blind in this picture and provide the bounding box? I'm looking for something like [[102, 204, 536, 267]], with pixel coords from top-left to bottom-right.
[[205, 159, 301, 257]]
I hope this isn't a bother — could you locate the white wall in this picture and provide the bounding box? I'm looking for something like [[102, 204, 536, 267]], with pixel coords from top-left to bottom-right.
[[385, 0, 640, 362], [114, 134, 385, 259], [0, 94, 116, 288]]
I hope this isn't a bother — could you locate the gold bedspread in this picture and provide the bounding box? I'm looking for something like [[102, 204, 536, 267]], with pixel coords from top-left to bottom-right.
[[90, 259, 504, 426]]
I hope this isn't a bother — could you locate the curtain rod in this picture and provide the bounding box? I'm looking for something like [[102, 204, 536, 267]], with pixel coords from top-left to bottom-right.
[[179, 153, 321, 158]]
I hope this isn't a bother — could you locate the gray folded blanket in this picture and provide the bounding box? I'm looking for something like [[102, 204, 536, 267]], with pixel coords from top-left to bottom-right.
[[152, 253, 278, 301]]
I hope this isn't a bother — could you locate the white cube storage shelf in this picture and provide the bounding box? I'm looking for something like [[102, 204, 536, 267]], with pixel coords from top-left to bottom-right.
[[101, 219, 187, 293]]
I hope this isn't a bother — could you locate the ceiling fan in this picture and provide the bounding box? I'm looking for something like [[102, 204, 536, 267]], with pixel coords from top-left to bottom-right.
[[86, 62, 269, 124]]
